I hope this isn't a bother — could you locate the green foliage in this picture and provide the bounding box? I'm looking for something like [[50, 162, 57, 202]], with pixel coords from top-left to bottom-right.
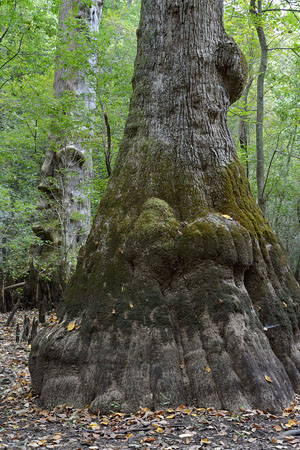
[[0, 0, 140, 279], [90, 1, 140, 209], [224, 0, 300, 270]]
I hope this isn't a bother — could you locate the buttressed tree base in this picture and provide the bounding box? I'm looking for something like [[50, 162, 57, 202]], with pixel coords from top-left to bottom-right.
[[30, 0, 300, 413]]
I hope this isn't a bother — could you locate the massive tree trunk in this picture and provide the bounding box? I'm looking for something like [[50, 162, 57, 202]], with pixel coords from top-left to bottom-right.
[[30, 0, 300, 414], [30, 0, 103, 302]]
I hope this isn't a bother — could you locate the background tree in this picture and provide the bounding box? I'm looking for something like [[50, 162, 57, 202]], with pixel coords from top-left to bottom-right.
[[29, 0, 104, 307], [30, 0, 300, 414]]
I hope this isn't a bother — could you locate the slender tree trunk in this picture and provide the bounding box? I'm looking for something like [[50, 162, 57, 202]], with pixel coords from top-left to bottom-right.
[[239, 75, 253, 177], [30, 0, 103, 301], [30, 0, 300, 414], [250, 0, 268, 215]]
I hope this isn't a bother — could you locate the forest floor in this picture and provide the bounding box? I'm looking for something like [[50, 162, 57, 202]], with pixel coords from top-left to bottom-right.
[[1, 311, 300, 450]]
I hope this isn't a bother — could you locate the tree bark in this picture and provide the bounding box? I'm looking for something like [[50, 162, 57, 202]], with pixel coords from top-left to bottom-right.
[[239, 75, 253, 178], [30, 0, 300, 414], [30, 0, 104, 292], [250, 0, 268, 215]]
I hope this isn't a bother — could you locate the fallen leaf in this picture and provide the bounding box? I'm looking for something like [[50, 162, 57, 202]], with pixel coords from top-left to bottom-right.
[[222, 214, 233, 220], [201, 438, 211, 445], [205, 365, 211, 373], [274, 425, 282, 432], [264, 375, 272, 383], [88, 422, 100, 430], [129, 303, 133, 308], [52, 433, 62, 441], [101, 419, 109, 426], [144, 437, 155, 442], [155, 427, 164, 433], [67, 321, 76, 331], [283, 302, 288, 308], [284, 405, 295, 413], [286, 419, 299, 428]]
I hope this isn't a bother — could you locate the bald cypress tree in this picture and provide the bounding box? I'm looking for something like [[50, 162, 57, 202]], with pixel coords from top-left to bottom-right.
[[30, 0, 300, 413]]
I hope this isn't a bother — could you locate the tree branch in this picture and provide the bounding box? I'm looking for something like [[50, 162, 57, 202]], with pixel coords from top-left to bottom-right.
[[0, 0, 17, 44], [0, 33, 24, 71], [262, 8, 300, 12], [269, 47, 300, 58]]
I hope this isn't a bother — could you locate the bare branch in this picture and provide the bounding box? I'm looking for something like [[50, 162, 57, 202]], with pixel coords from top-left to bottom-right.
[[269, 47, 300, 58], [262, 8, 300, 12], [4, 281, 25, 291]]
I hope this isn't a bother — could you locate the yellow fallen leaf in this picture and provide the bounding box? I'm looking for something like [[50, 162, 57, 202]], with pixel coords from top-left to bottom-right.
[[155, 427, 164, 433], [129, 303, 133, 308], [37, 440, 47, 446], [183, 408, 191, 414], [88, 422, 100, 430], [283, 302, 288, 308], [67, 321, 76, 331], [126, 433, 134, 438], [205, 365, 211, 373], [264, 375, 272, 383], [201, 438, 211, 445], [222, 214, 233, 220], [101, 419, 109, 426], [287, 419, 299, 428], [166, 414, 175, 419], [52, 433, 62, 441]]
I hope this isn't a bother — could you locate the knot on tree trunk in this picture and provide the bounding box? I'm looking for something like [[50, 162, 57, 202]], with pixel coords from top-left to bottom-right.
[[216, 37, 248, 105]]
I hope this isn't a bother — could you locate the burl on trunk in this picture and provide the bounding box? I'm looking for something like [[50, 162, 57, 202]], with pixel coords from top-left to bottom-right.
[[29, 0, 300, 413]]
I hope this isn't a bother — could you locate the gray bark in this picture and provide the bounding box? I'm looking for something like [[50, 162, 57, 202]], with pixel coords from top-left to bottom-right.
[[250, 0, 268, 215], [30, 0, 300, 414], [31, 0, 103, 282], [239, 75, 253, 177]]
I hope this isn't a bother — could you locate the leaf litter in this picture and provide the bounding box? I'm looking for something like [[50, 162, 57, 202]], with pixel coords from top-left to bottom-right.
[[1, 310, 300, 449]]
